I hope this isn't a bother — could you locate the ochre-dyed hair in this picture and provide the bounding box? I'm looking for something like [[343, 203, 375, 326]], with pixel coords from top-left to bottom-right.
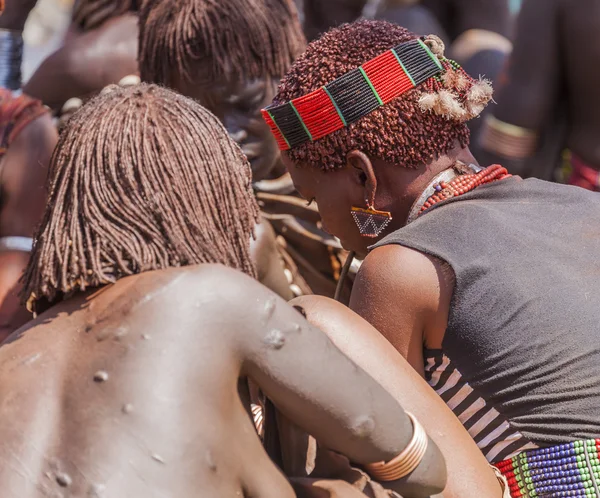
[[138, 0, 306, 86], [73, 0, 138, 31], [22, 83, 259, 308], [274, 20, 476, 171]]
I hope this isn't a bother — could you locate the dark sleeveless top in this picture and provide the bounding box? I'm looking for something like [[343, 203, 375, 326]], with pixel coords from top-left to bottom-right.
[[371, 177, 600, 463]]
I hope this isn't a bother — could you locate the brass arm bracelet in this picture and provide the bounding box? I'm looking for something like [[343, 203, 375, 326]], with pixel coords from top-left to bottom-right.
[[365, 412, 429, 482]]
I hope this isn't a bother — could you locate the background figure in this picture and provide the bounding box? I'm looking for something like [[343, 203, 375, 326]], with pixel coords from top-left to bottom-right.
[[3, 84, 447, 498], [0, 0, 58, 340], [478, 0, 600, 189], [139, 0, 356, 301], [23, 0, 138, 111]]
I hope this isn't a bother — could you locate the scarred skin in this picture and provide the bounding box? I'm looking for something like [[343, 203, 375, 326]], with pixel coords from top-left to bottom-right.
[[480, 0, 600, 174], [23, 14, 138, 111], [0, 113, 58, 341], [291, 295, 505, 498], [0, 264, 446, 497]]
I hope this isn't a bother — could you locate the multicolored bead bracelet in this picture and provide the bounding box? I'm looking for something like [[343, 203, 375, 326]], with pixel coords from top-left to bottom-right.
[[496, 439, 600, 497]]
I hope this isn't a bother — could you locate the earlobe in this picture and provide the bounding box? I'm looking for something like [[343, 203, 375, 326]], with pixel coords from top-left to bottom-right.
[[346, 150, 377, 205]]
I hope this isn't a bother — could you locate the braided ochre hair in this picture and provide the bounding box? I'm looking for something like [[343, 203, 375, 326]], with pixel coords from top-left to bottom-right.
[[22, 83, 259, 308], [138, 0, 306, 86]]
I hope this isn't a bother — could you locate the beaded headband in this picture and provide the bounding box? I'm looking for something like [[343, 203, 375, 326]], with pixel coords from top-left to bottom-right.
[[262, 38, 444, 151]]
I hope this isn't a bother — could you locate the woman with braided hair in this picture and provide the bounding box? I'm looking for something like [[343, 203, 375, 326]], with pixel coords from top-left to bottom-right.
[[139, 0, 356, 302], [0, 82, 457, 498], [265, 19, 600, 497]]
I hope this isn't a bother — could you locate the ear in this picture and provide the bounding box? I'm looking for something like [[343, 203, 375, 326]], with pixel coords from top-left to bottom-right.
[[346, 150, 377, 207]]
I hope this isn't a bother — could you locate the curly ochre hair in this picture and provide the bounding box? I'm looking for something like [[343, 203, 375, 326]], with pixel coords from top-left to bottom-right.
[[273, 20, 493, 171]]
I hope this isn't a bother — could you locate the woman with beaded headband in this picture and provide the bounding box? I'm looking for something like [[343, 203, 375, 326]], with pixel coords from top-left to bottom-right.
[[267, 19, 600, 498]]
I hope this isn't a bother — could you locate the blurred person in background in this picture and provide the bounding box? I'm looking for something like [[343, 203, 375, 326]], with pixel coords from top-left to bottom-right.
[[0, 0, 58, 340], [23, 0, 139, 112], [139, 0, 357, 302], [478, 0, 600, 190]]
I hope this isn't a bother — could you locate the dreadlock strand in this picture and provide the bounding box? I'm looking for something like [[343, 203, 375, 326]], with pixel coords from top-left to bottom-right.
[[138, 0, 305, 86], [73, 0, 138, 31], [22, 84, 259, 309]]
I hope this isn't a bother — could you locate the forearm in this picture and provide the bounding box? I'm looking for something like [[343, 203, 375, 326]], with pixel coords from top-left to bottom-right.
[[293, 295, 502, 498]]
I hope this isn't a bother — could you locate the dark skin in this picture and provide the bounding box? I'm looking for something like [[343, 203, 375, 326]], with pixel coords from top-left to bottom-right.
[[420, 0, 511, 40], [23, 13, 138, 111], [0, 113, 58, 341], [173, 75, 285, 183], [172, 75, 294, 299], [284, 145, 508, 498], [291, 295, 505, 498], [283, 143, 471, 376], [481, 0, 600, 172], [0, 264, 446, 497], [302, 0, 367, 41]]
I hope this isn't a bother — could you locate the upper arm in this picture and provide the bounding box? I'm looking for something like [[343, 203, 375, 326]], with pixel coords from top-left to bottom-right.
[[0, 112, 57, 237], [493, 0, 561, 129], [349, 245, 450, 375], [205, 265, 445, 486], [23, 18, 139, 110]]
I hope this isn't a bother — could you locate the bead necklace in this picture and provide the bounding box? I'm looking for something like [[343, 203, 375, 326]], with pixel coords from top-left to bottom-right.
[[418, 164, 511, 217]]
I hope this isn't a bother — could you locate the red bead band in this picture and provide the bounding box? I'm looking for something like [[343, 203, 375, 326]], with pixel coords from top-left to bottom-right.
[[262, 38, 444, 151]]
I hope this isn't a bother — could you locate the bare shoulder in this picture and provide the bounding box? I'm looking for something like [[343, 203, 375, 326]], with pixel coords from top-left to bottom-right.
[[353, 244, 449, 305], [121, 264, 273, 318], [350, 244, 453, 363]]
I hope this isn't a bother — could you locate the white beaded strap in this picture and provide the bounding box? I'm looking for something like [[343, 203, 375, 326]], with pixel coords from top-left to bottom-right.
[[365, 412, 429, 482], [0, 236, 33, 252]]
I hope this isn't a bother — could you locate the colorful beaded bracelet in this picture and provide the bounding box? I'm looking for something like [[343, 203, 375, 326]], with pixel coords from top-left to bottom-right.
[[262, 38, 444, 151], [496, 438, 600, 497], [364, 412, 428, 482]]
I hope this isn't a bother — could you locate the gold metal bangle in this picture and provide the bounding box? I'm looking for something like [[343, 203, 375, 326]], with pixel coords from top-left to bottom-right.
[[365, 412, 429, 482]]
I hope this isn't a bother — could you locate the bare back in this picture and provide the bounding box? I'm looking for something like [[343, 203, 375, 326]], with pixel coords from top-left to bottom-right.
[[0, 267, 287, 497], [0, 265, 441, 497]]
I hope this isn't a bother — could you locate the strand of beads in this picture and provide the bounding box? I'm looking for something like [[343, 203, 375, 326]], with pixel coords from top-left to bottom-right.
[[419, 164, 511, 216], [496, 439, 600, 497]]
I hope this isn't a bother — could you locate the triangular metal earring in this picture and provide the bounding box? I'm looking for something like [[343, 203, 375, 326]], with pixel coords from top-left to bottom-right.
[[351, 206, 392, 238]]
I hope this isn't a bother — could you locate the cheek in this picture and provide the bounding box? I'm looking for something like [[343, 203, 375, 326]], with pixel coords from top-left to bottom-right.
[[316, 192, 356, 237]]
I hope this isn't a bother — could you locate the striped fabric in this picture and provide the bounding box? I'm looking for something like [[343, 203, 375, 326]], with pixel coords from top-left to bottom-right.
[[425, 351, 537, 463]]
